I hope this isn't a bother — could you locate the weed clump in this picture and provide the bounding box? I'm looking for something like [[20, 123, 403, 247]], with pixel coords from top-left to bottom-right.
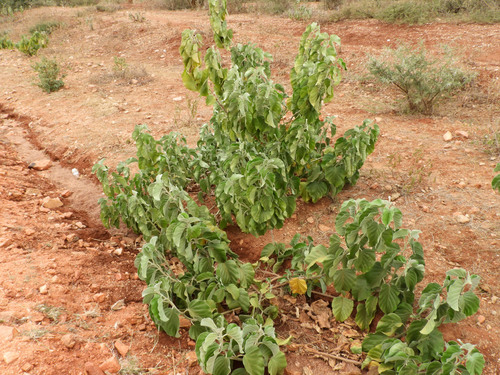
[[16, 31, 48, 56], [368, 42, 476, 115], [32, 57, 65, 93]]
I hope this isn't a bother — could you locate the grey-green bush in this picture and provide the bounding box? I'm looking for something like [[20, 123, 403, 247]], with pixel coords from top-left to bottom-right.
[[368, 42, 476, 114], [33, 57, 64, 93]]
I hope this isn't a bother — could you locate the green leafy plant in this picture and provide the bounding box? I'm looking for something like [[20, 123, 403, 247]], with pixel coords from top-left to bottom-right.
[[29, 20, 63, 35], [15, 31, 48, 56], [128, 11, 146, 22], [493, 163, 500, 192], [0, 33, 14, 49], [32, 57, 64, 93], [288, 3, 312, 20], [368, 42, 476, 114]]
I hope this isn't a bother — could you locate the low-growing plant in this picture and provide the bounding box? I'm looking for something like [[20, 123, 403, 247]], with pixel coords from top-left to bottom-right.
[[128, 11, 146, 22], [368, 42, 476, 114], [493, 163, 500, 192], [15, 30, 48, 56], [0, 33, 14, 49], [32, 57, 65, 92], [288, 3, 312, 20], [29, 20, 63, 35]]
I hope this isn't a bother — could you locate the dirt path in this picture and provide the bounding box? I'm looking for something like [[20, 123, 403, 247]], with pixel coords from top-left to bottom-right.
[[0, 4, 499, 374]]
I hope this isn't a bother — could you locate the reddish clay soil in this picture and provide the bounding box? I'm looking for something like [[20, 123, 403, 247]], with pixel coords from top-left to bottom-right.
[[0, 4, 499, 375]]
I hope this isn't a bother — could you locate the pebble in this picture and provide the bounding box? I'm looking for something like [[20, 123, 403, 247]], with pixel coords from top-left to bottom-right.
[[114, 339, 129, 357], [0, 325, 16, 341], [93, 293, 106, 303], [390, 192, 401, 201], [29, 159, 52, 171], [42, 197, 63, 209], [3, 351, 19, 364], [99, 356, 121, 373], [454, 214, 470, 224], [179, 316, 191, 328], [455, 130, 469, 138], [318, 224, 331, 232], [25, 228, 36, 236], [61, 333, 76, 348], [39, 285, 48, 295], [369, 183, 379, 190], [477, 315, 486, 324], [60, 190, 73, 198], [384, 185, 392, 191], [306, 217, 314, 224], [443, 131, 453, 141], [113, 248, 123, 256], [21, 363, 32, 371], [85, 362, 105, 375]]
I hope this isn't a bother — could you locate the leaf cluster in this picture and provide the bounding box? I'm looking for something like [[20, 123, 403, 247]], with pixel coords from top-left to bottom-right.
[[15, 30, 48, 56]]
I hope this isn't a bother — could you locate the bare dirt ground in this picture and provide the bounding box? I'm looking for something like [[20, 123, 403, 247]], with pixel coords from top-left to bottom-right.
[[0, 4, 499, 374]]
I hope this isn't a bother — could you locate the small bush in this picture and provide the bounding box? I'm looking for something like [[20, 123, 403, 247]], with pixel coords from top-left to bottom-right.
[[128, 12, 146, 23], [32, 57, 64, 93], [323, 0, 342, 10], [288, 4, 312, 20], [368, 42, 476, 115], [29, 20, 63, 35], [0, 34, 15, 49], [15, 31, 48, 56], [377, 1, 429, 24]]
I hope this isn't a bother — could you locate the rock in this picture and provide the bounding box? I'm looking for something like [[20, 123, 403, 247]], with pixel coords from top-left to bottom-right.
[[421, 205, 430, 213], [0, 311, 18, 323], [179, 316, 191, 328], [455, 130, 469, 138], [374, 117, 382, 123], [21, 363, 33, 371], [477, 315, 486, 324], [99, 356, 121, 373], [85, 362, 105, 375], [384, 185, 392, 191], [443, 131, 453, 142], [60, 212, 73, 219], [185, 351, 198, 367], [29, 159, 52, 171], [369, 183, 379, 190], [39, 285, 48, 295], [114, 339, 129, 357], [42, 197, 63, 209], [318, 224, 331, 232], [3, 351, 19, 364], [25, 228, 36, 236], [306, 217, 314, 224], [454, 213, 470, 224], [172, 96, 183, 102], [113, 248, 123, 256], [0, 237, 13, 248], [458, 181, 467, 188], [0, 325, 16, 341], [391, 192, 401, 201], [93, 293, 106, 303], [61, 333, 76, 348], [60, 190, 73, 198], [470, 207, 480, 215], [75, 221, 86, 229]]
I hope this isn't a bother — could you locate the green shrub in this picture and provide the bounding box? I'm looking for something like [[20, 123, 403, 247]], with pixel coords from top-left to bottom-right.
[[32, 57, 64, 93], [0, 34, 15, 49], [377, 1, 430, 24], [493, 164, 500, 192], [15, 31, 48, 56], [288, 4, 312, 20], [29, 20, 63, 35], [368, 42, 476, 114]]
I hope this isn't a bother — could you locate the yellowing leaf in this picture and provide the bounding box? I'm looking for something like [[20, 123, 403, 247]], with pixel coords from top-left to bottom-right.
[[289, 278, 307, 295]]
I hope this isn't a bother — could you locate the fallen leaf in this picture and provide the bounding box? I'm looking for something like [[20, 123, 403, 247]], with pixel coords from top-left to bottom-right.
[[289, 278, 307, 295]]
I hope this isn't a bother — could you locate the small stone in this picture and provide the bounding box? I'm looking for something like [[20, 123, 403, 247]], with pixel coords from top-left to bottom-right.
[[85, 362, 105, 375], [75, 221, 86, 229], [60, 190, 73, 198], [61, 333, 76, 348], [318, 224, 331, 232], [172, 96, 183, 102], [0, 325, 16, 341], [60, 212, 73, 219], [443, 131, 453, 142], [0, 311, 18, 323], [25, 228, 36, 236], [306, 217, 314, 224], [458, 181, 466, 188], [384, 185, 392, 191], [455, 130, 469, 138], [42, 197, 63, 209], [100, 356, 121, 373], [3, 351, 19, 364], [39, 285, 48, 294], [114, 339, 129, 357], [492, 295, 498, 304], [0, 237, 13, 248], [477, 315, 486, 324], [369, 183, 379, 190], [113, 248, 123, 256], [29, 159, 52, 171], [66, 233, 78, 243], [454, 214, 470, 224], [185, 351, 198, 367], [21, 363, 33, 371], [130, 79, 138, 84], [374, 117, 382, 123], [138, 324, 146, 331], [93, 293, 106, 303], [390, 192, 401, 201]]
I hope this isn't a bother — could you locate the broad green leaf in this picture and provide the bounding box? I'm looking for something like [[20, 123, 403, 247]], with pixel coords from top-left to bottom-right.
[[332, 296, 354, 322], [333, 268, 356, 292], [460, 290, 480, 316], [243, 346, 265, 375], [268, 351, 287, 375], [416, 328, 444, 361], [355, 302, 375, 330], [466, 350, 485, 375], [217, 260, 239, 285], [213, 356, 231, 375], [188, 299, 212, 319], [379, 284, 400, 314], [375, 313, 402, 336], [447, 279, 464, 311], [353, 248, 376, 273], [162, 308, 180, 337]]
